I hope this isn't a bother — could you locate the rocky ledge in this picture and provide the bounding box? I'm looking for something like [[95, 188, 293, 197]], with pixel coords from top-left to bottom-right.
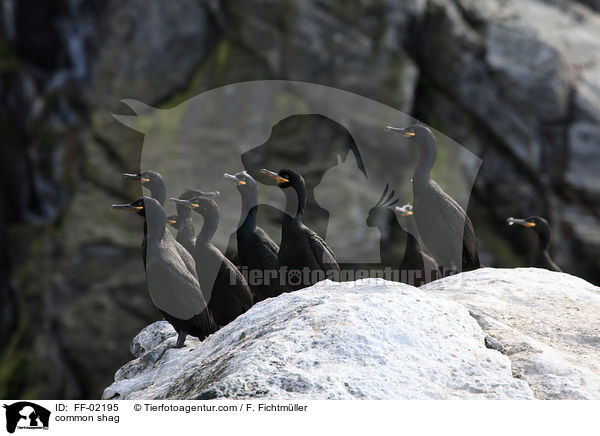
[[102, 268, 599, 400]]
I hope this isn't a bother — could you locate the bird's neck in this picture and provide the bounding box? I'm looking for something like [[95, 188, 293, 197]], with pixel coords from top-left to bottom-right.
[[283, 185, 305, 223], [239, 190, 258, 230], [146, 211, 166, 243], [176, 206, 194, 241], [239, 206, 258, 234], [375, 209, 397, 238], [178, 215, 195, 242], [537, 231, 551, 255], [177, 204, 191, 220], [197, 210, 218, 244], [413, 137, 437, 184], [150, 183, 166, 206], [402, 216, 420, 242], [404, 232, 421, 256]]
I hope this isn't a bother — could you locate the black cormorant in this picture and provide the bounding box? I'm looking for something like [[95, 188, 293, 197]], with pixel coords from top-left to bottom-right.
[[395, 204, 440, 285], [365, 185, 438, 285], [112, 197, 217, 347], [121, 170, 196, 274], [366, 183, 403, 266], [261, 168, 340, 291], [386, 124, 481, 273], [169, 193, 254, 327], [507, 216, 562, 272], [122, 170, 166, 205], [168, 189, 210, 255], [224, 171, 281, 301]]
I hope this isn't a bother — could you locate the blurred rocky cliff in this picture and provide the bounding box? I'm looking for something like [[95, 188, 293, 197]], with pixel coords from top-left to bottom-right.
[[1, 0, 600, 399]]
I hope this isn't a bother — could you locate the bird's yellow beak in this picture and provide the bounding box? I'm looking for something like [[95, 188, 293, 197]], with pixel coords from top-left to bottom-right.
[[261, 169, 289, 184], [169, 198, 199, 209], [507, 217, 536, 228], [385, 126, 415, 138], [224, 173, 246, 186], [111, 203, 143, 213]]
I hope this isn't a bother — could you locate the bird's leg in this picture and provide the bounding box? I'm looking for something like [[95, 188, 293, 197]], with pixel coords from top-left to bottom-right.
[[175, 331, 187, 348]]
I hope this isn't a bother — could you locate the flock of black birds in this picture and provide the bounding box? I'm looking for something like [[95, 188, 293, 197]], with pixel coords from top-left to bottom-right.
[[112, 124, 562, 347]]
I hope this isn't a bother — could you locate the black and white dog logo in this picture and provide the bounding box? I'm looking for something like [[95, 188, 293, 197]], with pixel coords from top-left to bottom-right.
[[3, 402, 50, 433]]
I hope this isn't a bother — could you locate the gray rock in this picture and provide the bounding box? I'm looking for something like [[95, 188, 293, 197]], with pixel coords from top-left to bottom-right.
[[103, 278, 534, 400], [417, 0, 600, 279], [484, 335, 505, 353], [485, 24, 571, 122], [87, 0, 210, 110], [566, 122, 600, 195], [424, 268, 600, 399], [421, 0, 542, 164]]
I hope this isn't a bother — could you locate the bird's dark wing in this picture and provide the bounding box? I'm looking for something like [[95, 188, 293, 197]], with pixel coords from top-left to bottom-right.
[[430, 180, 480, 268], [307, 229, 339, 271], [173, 238, 198, 278], [216, 255, 254, 308], [430, 180, 465, 241], [164, 229, 197, 278], [255, 227, 280, 271], [146, 243, 208, 320], [186, 311, 217, 337], [160, 309, 216, 341]]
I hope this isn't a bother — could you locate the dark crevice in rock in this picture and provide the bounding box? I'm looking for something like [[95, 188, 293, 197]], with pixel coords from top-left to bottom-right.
[[484, 334, 505, 353], [467, 310, 534, 395]]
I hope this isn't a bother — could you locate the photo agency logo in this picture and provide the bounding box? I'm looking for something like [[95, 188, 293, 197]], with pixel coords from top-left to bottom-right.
[[112, 80, 481, 323], [3, 402, 50, 433]]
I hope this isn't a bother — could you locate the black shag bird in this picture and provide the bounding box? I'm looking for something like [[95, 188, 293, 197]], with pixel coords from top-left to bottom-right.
[[169, 193, 254, 327], [168, 189, 205, 255], [261, 168, 340, 291], [224, 171, 281, 301], [365, 184, 438, 285], [386, 124, 481, 273], [112, 197, 217, 347], [121, 170, 193, 273], [122, 170, 166, 205], [507, 216, 562, 272], [366, 183, 403, 266], [395, 204, 440, 285]]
